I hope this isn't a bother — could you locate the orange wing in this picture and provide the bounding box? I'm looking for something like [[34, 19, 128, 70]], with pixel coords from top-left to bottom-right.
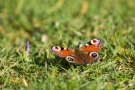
[[51, 46, 74, 58], [66, 49, 99, 65], [51, 38, 102, 65], [80, 38, 102, 52]]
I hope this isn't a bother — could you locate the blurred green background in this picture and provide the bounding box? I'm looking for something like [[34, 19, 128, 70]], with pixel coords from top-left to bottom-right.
[[0, 0, 135, 89]]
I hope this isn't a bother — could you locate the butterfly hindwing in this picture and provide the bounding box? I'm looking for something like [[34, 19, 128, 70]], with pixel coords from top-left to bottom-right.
[[66, 49, 99, 65]]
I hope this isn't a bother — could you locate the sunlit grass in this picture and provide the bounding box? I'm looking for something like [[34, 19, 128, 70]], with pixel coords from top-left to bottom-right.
[[0, 0, 135, 89]]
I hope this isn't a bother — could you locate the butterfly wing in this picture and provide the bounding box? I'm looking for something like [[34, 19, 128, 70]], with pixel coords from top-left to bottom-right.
[[51, 46, 74, 57], [51, 38, 102, 65], [80, 38, 102, 52], [66, 49, 99, 65]]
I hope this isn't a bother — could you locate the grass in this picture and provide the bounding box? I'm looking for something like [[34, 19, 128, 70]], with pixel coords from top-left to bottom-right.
[[0, 0, 135, 89]]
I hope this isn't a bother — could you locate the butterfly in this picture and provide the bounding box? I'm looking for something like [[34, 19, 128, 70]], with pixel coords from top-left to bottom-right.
[[51, 38, 102, 65]]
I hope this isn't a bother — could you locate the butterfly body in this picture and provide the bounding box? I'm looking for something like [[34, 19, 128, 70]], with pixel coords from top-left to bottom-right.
[[51, 38, 102, 65]]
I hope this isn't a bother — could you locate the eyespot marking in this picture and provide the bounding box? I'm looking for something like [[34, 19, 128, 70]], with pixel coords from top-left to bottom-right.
[[66, 56, 74, 62], [51, 46, 61, 52], [91, 38, 102, 45], [89, 52, 99, 59]]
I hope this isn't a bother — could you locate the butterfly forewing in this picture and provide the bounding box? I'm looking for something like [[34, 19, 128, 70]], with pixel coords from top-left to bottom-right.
[[80, 38, 102, 52], [51, 46, 74, 57]]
